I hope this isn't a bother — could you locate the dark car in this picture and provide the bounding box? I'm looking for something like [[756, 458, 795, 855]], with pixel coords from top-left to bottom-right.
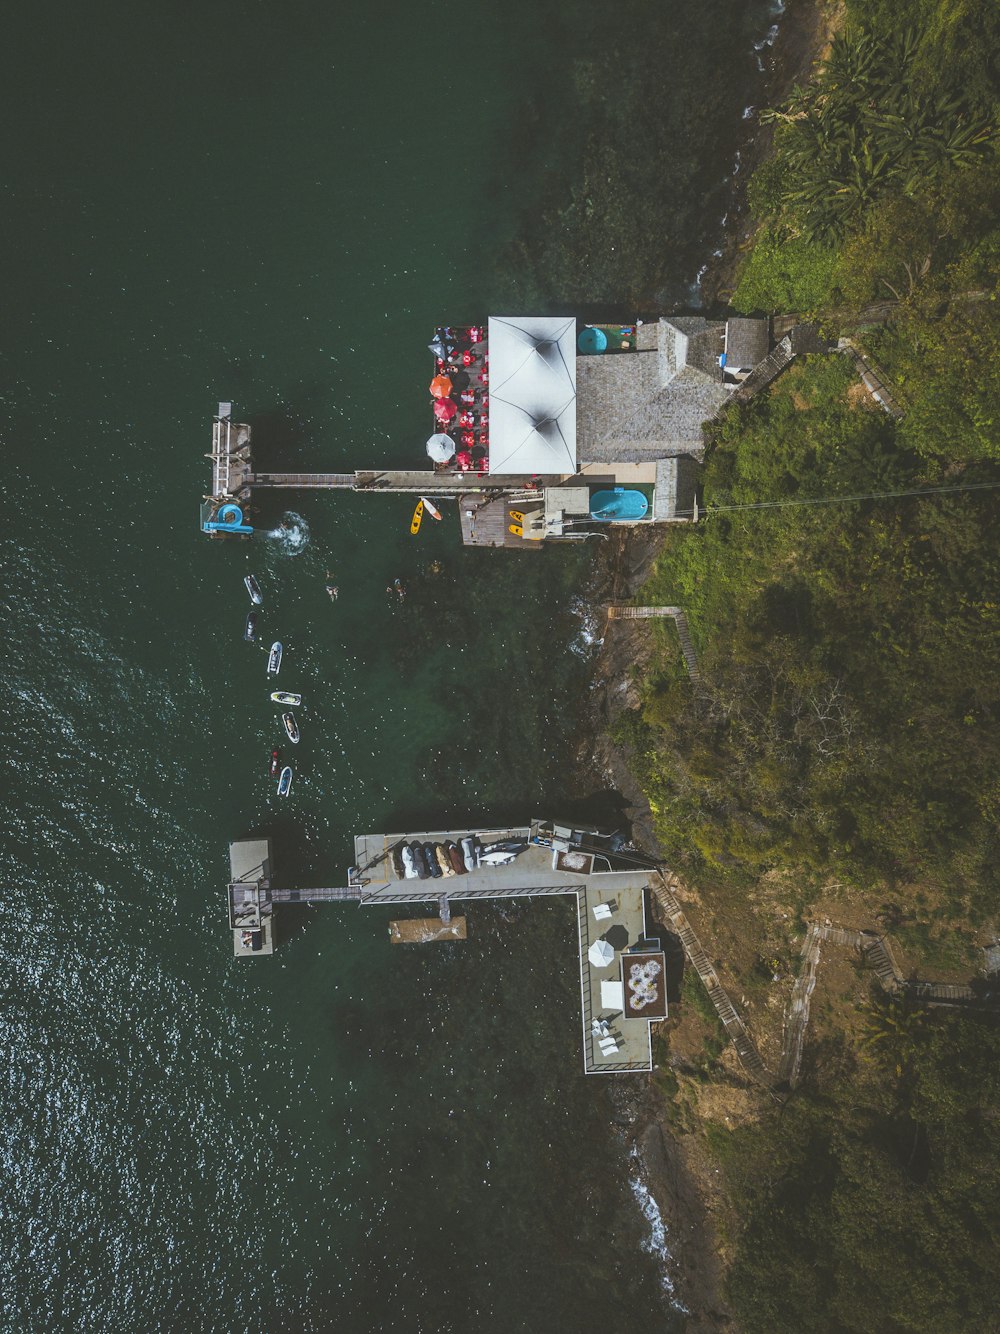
[[423, 841, 443, 879], [410, 841, 430, 880]]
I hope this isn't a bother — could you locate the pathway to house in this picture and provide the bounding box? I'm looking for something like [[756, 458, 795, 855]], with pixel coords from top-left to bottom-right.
[[607, 605, 700, 682], [652, 867, 984, 1093]]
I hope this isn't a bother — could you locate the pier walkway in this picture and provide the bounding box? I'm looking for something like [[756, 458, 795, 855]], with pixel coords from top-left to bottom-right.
[[229, 822, 667, 1074], [242, 469, 558, 495]]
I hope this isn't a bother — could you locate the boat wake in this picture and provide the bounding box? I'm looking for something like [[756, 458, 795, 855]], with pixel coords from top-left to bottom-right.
[[265, 511, 310, 557]]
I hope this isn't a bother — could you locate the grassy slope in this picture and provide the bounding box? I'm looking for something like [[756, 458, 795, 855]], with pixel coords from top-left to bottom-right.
[[622, 3, 1000, 1329]]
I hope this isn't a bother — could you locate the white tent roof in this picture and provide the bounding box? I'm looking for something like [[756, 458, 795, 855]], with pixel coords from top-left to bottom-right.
[[487, 316, 577, 475]]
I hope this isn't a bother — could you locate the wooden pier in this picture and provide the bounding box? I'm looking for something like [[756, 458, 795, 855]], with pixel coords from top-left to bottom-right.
[[209, 408, 252, 498], [228, 821, 665, 1075]]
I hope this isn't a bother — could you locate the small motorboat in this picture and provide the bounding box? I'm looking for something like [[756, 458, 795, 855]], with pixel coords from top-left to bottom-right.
[[389, 844, 405, 880], [267, 642, 282, 675], [480, 849, 520, 866], [270, 691, 301, 706], [244, 611, 258, 643], [423, 841, 443, 880], [282, 712, 300, 744], [479, 839, 528, 867], [447, 842, 467, 876], [410, 841, 430, 879], [277, 765, 293, 798], [461, 835, 480, 871], [244, 574, 263, 606], [269, 748, 281, 777]]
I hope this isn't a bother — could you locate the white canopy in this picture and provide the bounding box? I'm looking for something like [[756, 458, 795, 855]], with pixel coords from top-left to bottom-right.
[[588, 939, 615, 969], [487, 316, 577, 475]]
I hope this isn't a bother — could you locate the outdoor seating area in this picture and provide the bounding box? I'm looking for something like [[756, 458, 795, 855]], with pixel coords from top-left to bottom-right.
[[425, 325, 489, 474]]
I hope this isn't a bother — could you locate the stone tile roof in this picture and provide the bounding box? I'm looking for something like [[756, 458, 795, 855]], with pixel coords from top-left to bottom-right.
[[577, 317, 729, 462], [653, 456, 699, 520], [725, 317, 769, 370]]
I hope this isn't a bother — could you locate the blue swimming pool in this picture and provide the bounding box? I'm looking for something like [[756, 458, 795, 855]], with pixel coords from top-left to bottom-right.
[[589, 488, 649, 521]]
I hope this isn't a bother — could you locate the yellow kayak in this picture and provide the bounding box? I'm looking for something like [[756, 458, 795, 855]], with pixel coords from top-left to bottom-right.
[[410, 499, 424, 535], [508, 522, 523, 537]]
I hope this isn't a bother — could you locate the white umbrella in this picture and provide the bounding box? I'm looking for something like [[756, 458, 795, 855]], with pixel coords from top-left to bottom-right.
[[426, 432, 456, 463], [588, 939, 615, 968]]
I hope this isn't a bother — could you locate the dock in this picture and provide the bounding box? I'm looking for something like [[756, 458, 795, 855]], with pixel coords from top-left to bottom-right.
[[229, 819, 669, 1075], [388, 916, 468, 943], [457, 494, 545, 549]]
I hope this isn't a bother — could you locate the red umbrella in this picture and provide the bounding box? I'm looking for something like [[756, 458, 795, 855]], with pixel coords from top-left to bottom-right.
[[429, 374, 453, 399], [433, 397, 458, 423]]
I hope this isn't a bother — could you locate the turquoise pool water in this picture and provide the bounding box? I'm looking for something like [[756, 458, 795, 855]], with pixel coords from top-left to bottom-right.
[[590, 488, 650, 521]]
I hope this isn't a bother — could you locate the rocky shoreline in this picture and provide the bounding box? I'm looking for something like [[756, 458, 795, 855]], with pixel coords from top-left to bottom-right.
[[569, 5, 839, 1325], [701, 0, 842, 311]]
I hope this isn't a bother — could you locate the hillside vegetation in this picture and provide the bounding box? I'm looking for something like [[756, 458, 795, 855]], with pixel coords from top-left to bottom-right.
[[624, 1, 1000, 1328]]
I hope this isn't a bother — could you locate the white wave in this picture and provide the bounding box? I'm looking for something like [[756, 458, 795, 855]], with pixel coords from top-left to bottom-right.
[[265, 511, 311, 556], [628, 1147, 688, 1309]]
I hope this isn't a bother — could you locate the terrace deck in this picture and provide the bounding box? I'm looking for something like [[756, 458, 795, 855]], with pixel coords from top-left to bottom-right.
[[457, 493, 542, 550], [352, 824, 659, 1073]]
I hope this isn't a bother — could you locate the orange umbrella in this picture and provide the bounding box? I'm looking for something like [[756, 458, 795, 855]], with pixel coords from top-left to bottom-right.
[[429, 374, 453, 399]]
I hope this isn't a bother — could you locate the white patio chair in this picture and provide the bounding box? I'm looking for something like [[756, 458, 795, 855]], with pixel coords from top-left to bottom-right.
[[592, 902, 613, 921]]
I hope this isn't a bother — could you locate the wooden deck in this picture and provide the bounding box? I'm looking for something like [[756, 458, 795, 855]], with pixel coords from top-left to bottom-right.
[[210, 417, 252, 499], [389, 916, 468, 943], [457, 493, 543, 549]]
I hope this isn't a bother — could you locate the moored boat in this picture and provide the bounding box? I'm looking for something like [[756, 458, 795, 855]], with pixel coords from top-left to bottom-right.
[[267, 642, 282, 675], [277, 765, 293, 797], [270, 691, 301, 706], [282, 711, 300, 744], [244, 611, 258, 642], [269, 748, 281, 777], [244, 574, 263, 605]]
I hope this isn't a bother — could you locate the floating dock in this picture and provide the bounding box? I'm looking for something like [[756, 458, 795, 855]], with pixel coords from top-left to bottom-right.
[[388, 916, 468, 943], [228, 819, 668, 1075]]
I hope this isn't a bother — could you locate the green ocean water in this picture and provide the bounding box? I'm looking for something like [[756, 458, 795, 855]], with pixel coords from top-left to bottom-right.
[[1, 3, 775, 1329]]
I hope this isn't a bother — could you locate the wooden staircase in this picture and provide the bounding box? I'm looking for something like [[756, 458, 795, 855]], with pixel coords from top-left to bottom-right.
[[607, 605, 700, 682]]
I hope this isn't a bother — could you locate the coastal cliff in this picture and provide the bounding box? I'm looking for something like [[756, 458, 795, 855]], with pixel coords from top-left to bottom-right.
[[579, 0, 1000, 1325]]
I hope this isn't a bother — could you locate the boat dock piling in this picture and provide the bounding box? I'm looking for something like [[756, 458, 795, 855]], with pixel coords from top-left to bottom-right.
[[229, 819, 668, 1075]]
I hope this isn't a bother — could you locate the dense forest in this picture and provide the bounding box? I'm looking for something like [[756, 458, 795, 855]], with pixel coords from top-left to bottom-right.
[[615, 0, 1000, 1328]]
